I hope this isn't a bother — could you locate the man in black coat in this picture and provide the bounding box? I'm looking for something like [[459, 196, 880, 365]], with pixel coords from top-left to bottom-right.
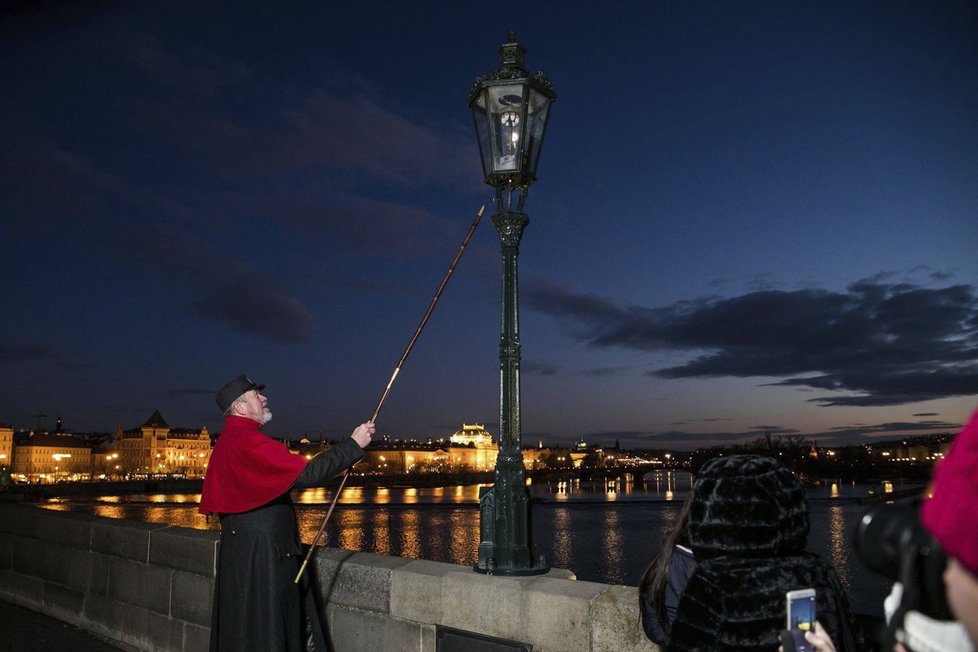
[[200, 374, 374, 652]]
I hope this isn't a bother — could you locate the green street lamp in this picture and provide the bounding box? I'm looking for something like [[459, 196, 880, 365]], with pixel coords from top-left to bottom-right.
[[470, 32, 556, 576]]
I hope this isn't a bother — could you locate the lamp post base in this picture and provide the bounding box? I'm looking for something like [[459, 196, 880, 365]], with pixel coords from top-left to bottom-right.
[[473, 478, 550, 576]]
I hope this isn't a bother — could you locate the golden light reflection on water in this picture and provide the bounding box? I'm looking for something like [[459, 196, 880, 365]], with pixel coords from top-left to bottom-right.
[[340, 487, 367, 504], [294, 484, 487, 506], [827, 504, 850, 588], [371, 510, 391, 556], [94, 505, 127, 520], [659, 505, 679, 532], [293, 503, 480, 565], [601, 510, 624, 584], [335, 510, 366, 551], [143, 506, 209, 529], [296, 487, 329, 504], [115, 493, 204, 504], [447, 511, 480, 566], [643, 470, 693, 498], [550, 507, 573, 571], [40, 503, 217, 531], [396, 510, 421, 558]]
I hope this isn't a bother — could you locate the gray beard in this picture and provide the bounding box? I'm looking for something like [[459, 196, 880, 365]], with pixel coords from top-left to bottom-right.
[[262, 411, 273, 425]]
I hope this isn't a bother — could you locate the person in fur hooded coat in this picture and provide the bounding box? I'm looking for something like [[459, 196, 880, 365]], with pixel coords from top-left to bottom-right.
[[668, 454, 859, 652]]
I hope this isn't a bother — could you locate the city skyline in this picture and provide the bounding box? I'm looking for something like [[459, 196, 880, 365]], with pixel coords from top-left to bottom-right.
[[2, 2, 976, 450]]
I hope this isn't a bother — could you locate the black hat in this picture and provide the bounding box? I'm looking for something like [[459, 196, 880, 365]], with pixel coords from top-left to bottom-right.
[[687, 454, 809, 560], [215, 374, 265, 413]]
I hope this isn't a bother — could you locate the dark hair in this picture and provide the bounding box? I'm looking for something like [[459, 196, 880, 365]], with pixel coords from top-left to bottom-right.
[[638, 492, 694, 638]]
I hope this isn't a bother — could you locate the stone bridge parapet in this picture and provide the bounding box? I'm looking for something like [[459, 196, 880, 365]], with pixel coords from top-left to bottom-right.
[[0, 503, 659, 652]]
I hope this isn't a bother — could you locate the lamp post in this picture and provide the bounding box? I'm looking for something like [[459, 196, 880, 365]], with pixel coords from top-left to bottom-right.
[[470, 32, 555, 576]]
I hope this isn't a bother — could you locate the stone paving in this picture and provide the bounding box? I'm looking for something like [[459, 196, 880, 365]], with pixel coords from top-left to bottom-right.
[[0, 600, 126, 652]]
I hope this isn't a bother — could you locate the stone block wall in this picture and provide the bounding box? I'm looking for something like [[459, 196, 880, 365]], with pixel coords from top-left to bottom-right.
[[0, 503, 214, 651], [0, 504, 660, 652]]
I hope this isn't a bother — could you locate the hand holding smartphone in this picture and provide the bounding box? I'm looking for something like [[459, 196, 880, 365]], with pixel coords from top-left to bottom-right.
[[786, 588, 816, 652]]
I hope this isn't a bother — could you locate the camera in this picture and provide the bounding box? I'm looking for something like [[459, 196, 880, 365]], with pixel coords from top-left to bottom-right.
[[854, 502, 952, 623]]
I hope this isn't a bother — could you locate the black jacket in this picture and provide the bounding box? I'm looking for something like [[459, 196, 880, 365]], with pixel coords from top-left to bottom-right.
[[641, 544, 697, 646], [668, 552, 855, 652], [667, 455, 860, 652]]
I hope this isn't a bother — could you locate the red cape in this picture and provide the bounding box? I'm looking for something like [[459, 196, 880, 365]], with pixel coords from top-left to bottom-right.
[[199, 416, 308, 515]]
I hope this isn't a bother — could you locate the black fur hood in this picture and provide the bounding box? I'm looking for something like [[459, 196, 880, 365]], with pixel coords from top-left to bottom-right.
[[687, 454, 809, 560]]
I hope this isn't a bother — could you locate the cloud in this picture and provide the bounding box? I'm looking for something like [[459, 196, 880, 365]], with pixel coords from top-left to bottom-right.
[[162, 388, 214, 399], [271, 194, 461, 260], [99, 27, 481, 189], [584, 428, 788, 449], [0, 29, 481, 344], [525, 279, 978, 407], [0, 341, 87, 371], [0, 343, 58, 363], [581, 417, 963, 450], [523, 360, 560, 376], [823, 420, 957, 436], [187, 275, 312, 343], [582, 366, 630, 377]]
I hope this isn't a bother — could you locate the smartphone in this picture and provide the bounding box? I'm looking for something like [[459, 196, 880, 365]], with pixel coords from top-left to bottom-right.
[[786, 588, 816, 652]]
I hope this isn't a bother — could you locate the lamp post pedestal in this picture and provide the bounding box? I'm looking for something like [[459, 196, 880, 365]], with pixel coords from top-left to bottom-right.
[[474, 210, 548, 576]]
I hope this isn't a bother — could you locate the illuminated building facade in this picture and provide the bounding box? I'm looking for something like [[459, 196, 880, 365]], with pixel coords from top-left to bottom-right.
[[109, 410, 211, 478], [0, 425, 12, 468], [11, 432, 93, 482], [361, 423, 501, 473]]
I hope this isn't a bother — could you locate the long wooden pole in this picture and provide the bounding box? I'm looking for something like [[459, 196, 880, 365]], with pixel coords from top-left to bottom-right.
[[295, 204, 485, 584]]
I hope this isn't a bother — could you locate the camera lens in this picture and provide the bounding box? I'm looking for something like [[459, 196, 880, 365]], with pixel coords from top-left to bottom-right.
[[853, 502, 951, 621], [853, 502, 919, 581]]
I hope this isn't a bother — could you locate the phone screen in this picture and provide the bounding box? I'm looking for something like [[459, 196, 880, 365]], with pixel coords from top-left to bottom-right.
[[787, 589, 816, 652]]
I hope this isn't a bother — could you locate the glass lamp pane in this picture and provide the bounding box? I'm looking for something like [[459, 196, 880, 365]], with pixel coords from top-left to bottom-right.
[[487, 83, 526, 174], [470, 92, 493, 180], [523, 87, 552, 176]]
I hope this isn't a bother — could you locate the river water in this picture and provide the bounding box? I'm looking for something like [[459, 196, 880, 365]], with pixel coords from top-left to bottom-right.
[[38, 471, 917, 616]]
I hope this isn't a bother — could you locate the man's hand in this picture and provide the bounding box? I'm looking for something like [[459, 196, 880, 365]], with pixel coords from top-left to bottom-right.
[[352, 421, 375, 448]]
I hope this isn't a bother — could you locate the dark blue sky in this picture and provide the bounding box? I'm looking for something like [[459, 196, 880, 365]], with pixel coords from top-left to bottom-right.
[[2, 1, 976, 449]]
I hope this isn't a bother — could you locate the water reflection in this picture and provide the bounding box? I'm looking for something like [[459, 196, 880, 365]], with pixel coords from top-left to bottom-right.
[[549, 507, 574, 572], [396, 510, 421, 559], [371, 510, 391, 557], [36, 476, 916, 614], [644, 470, 693, 497], [295, 487, 329, 504], [600, 509, 624, 584], [828, 504, 850, 589], [335, 510, 365, 551]]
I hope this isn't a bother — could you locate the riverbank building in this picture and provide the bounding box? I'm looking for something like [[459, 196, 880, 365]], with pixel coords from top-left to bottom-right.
[[10, 432, 93, 482], [108, 410, 211, 478]]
